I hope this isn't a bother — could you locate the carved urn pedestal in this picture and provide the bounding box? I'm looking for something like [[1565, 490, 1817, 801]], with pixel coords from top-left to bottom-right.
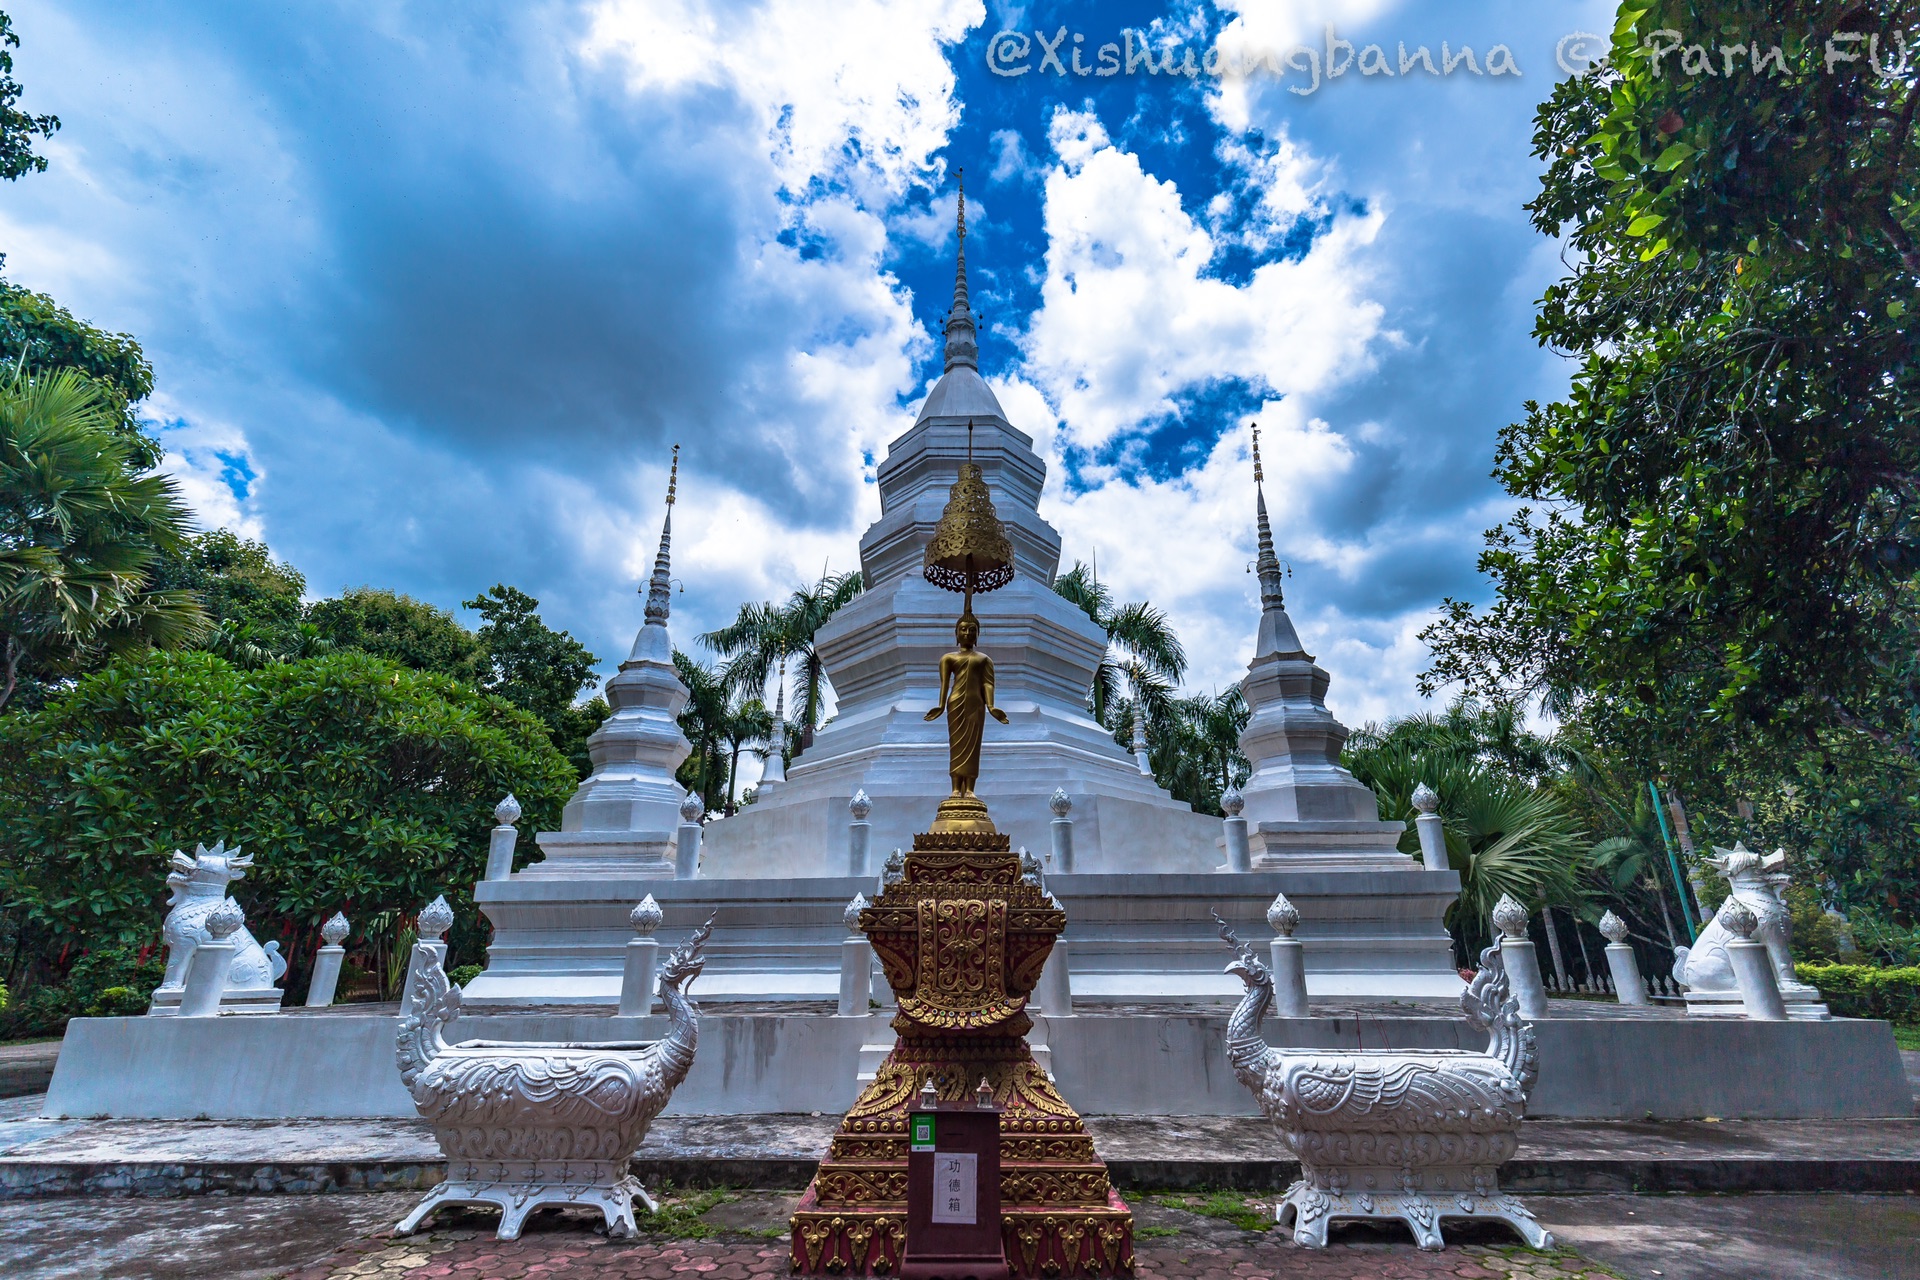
[[791, 831, 1134, 1277]]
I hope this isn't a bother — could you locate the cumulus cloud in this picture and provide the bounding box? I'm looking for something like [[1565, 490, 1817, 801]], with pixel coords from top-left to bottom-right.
[[1022, 107, 1385, 456]]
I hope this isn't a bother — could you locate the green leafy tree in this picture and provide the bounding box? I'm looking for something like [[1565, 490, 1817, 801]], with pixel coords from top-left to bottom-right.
[[0, 370, 206, 711], [701, 570, 862, 750], [462, 583, 601, 769], [0, 649, 576, 994], [148, 529, 312, 664], [0, 11, 57, 180], [1053, 561, 1187, 727], [1421, 5, 1920, 923], [306, 587, 487, 684]]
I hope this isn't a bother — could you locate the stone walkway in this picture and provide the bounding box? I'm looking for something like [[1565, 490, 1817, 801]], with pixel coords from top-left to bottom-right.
[[9, 1186, 1920, 1280], [6, 1099, 1917, 1198]]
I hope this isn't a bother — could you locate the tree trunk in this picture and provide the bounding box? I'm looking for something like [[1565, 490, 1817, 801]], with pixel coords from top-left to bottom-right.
[[1542, 906, 1571, 987]]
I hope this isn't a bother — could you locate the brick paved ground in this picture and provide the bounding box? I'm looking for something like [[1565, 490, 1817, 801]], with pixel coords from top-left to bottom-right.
[[274, 1191, 1625, 1280]]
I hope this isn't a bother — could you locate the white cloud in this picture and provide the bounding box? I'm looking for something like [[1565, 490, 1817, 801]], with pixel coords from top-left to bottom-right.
[[1023, 107, 1386, 452]]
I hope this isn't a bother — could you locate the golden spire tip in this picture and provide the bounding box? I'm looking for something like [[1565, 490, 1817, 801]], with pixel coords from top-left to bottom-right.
[[1251, 422, 1264, 485], [667, 443, 679, 505]]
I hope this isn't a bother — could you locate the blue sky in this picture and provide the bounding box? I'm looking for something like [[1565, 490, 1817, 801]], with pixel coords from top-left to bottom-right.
[[1, 0, 1615, 729]]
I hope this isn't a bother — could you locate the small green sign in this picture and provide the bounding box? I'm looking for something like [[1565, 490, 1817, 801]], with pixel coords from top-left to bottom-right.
[[910, 1113, 935, 1152]]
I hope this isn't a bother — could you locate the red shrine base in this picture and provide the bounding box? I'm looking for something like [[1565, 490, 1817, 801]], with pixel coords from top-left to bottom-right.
[[790, 1186, 1135, 1278]]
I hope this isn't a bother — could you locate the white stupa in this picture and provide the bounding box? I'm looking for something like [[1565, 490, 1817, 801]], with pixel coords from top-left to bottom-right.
[[699, 181, 1219, 875], [522, 448, 692, 878], [1234, 428, 1415, 869]]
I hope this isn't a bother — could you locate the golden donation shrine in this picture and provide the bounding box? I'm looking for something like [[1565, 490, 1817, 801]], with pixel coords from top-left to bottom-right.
[[789, 450, 1135, 1276]]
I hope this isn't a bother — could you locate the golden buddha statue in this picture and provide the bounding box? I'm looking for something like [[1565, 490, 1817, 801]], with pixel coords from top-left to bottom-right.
[[924, 611, 1010, 802]]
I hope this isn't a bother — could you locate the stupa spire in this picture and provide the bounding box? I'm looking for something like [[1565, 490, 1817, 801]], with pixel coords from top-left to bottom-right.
[[643, 444, 678, 628], [1248, 423, 1306, 659], [942, 168, 979, 372]]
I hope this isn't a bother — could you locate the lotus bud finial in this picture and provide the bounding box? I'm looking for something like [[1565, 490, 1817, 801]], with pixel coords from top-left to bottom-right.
[[418, 895, 454, 941], [849, 788, 873, 821], [494, 793, 522, 826], [1221, 785, 1244, 818], [1411, 782, 1440, 814], [1266, 892, 1299, 937], [1718, 895, 1759, 940], [1491, 893, 1530, 941], [679, 791, 705, 824], [844, 891, 869, 933], [321, 911, 350, 947], [630, 894, 663, 937], [1598, 910, 1629, 944], [1049, 788, 1073, 818], [206, 897, 245, 940]]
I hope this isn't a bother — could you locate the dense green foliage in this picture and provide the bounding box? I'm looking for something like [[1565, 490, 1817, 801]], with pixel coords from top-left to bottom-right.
[[1346, 703, 1587, 961], [0, 946, 160, 1039], [0, 649, 576, 994], [462, 584, 603, 771], [1423, 2, 1920, 928], [1796, 963, 1920, 1025], [0, 371, 207, 712], [306, 587, 488, 684]]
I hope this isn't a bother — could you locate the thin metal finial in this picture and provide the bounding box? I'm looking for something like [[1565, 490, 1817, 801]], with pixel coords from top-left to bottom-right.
[[967, 418, 974, 463], [666, 443, 679, 506], [1251, 422, 1264, 486], [956, 167, 966, 246]]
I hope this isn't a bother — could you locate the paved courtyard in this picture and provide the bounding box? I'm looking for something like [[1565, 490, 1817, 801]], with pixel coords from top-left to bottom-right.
[[4, 1187, 1919, 1280]]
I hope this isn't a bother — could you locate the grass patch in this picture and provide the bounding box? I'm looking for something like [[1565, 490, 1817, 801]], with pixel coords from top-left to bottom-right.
[[1135, 1226, 1182, 1239], [1154, 1191, 1271, 1233], [633, 1186, 736, 1239], [1892, 1023, 1920, 1051]]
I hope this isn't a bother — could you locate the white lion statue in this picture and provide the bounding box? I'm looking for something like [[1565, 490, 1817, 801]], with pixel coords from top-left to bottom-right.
[[148, 841, 287, 1015], [1671, 842, 1827, 1018]]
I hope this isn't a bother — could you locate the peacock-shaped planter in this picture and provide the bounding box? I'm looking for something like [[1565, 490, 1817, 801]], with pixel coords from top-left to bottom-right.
[[1215, 914, 1552, 1251], [393, 917, 713, 1240]]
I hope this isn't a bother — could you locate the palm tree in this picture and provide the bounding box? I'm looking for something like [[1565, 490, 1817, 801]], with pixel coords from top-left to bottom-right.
[[1347, 729, 1588, 965], [1052, 561, 1186, 728], [717, 694, 773, 815], [673, 651, 731, 814], [0, 369, 206, 708], [700, 570, 862, 753]]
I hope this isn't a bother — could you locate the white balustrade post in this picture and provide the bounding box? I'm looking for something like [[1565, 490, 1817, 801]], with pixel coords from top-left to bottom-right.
[[1598, 911, 1648, 1006], [1264, 893, 1310, 1016], [1130, 702, 1152, 775], [1048, 789, 1075, 874], [485, 794, 522, 881], [1036, 908, 1074, 1017], [400, 896, 453, 1017], [179, 899, 244, 1018], [305, 912, 351, 1008], [1720, 898, 1789, 1021], [620, 895, 663, 1017], [838, 894, 872, 1017], [848, 790, 873, 878], [1411, 783, 1450, 873], [675, 793, 704, 880], [1493, 894, 1549, 1020], [1222, 787, 1251, 874]]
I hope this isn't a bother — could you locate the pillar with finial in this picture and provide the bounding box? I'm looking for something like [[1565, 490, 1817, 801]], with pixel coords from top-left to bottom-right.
[[1221, 786, 1250, 873], [305, 912, 351, 1008], [1411, 782, 1450, 872], [1130, 701, 1151, 775], [619, 894, 664, 1016], [530, 446, 693, 878], [485, 794, 521, 881], [1048, 787, 1075, 874], [847, 789, 873, 877], [675, 792, 704, 879]]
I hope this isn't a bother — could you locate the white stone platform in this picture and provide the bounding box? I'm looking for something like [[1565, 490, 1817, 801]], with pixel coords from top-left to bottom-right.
[[37, 1000, 1914, 1122], [466, 868, 1464, 1006]]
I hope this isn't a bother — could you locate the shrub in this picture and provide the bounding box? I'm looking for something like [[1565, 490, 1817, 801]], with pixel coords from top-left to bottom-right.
[[1798, 963, 1920, 1025], [0, 946, 163, 1039], [0, 649, 576, 993], [448, 964, 483, 988]]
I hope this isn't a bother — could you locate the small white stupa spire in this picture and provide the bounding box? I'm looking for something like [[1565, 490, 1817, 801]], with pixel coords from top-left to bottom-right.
[[1249, 423, 1307, 660], [943, 168, 979, 373], [642, 444, 678, 629], [534, 443, 693, 871]]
